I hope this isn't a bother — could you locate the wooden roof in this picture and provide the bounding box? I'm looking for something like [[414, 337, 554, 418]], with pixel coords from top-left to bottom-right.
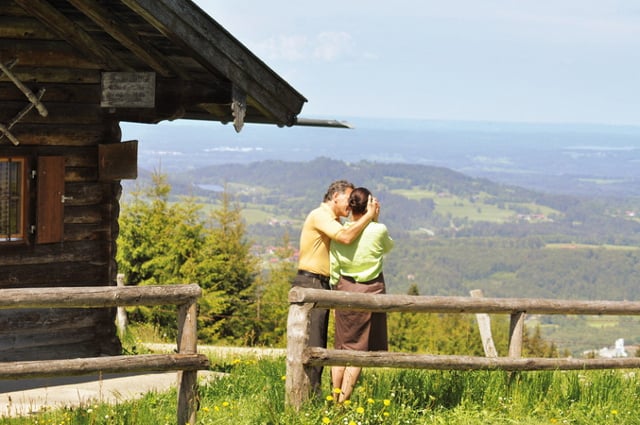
[[7, 0, 307, 129]]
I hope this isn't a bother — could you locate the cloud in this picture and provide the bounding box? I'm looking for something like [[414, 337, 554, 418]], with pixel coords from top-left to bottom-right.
[[253, 31, 362, 63], [313, 31, 354, 61]]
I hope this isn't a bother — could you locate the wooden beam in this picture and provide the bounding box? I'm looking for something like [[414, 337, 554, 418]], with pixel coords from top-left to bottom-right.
[[13, 0, 130, 71], [0, 284, 202, 309], [0, 353, 209, 379], [289, 287, 640, 316], [67, 0, 187, 78], [121, 0, 306, 126], [305, 348, 640, 371]]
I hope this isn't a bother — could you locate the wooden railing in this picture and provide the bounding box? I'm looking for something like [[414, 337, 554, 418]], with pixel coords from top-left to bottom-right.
[[285, 287, 640, 409], [0, 284, 209, 425]]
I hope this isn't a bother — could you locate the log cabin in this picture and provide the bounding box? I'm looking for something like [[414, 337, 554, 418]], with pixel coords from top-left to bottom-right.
[[0, 0, 308, 361]]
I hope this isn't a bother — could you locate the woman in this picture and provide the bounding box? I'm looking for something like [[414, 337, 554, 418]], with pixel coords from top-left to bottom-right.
[[329, 187, 394, 402]]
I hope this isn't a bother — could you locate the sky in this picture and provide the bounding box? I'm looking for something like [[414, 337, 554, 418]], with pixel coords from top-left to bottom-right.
[[192, 0, 640, 127]]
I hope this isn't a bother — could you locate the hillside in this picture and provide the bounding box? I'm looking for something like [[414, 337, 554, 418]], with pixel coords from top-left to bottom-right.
[[125, 158, 640, 354]]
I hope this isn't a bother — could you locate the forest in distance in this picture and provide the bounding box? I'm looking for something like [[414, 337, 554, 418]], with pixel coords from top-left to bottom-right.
[[124, 156, 640, 355]]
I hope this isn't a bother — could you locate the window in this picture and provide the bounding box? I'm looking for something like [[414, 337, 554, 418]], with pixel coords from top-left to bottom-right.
[[0, 157, 27, 241]]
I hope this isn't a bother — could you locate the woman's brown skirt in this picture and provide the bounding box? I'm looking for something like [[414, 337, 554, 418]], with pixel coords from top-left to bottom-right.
[[333, 274, 388, 351]]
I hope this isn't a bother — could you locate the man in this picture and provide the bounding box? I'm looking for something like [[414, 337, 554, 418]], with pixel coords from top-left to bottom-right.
[[292, 179, 379, 395]]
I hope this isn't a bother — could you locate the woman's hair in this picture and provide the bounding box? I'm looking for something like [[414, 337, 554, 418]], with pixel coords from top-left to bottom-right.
[[349, 187, 371, 215], [323, 180, 355, 202]]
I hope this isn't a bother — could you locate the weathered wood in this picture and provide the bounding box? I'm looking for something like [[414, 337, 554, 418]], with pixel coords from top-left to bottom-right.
[[0, 263, 108, 288], [305, 348, 640, 371], [508, 312, 526, 358], [177, 300, 199, 425], [470, 289, 498, 357], [0, 240, 107, 266], [0, 326, 96, 351], [285, 302, 314, 410], [289, 287, 640, 316], [13, 0, 128, 71], [0, 40, 101, 69], [0, 285, 202, 309], [0, 102, 103, 124], [0, 308, 97, 334], [6, 67, 101, 84], [0, 353, 209, 379], [0, 16, 58, 39], [9, 124, 111, 146]]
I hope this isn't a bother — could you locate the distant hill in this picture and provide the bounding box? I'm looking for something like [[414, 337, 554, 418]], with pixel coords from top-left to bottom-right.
[[123, 118, 640, 198], [127, 157, 640, 248]]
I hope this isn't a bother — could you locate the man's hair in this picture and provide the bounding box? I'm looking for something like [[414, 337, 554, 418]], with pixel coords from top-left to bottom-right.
[[323, 180, 355, 202], [349, 187, 371, 215]]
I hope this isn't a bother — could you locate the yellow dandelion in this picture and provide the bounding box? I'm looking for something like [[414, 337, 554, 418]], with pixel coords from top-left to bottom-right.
[[214, 406, 220, 412], [383, 399, 391, 406], [202, 406, 210, 413], [349, 421, 357, 425], [333, 387, 342, 394], [281, 375, 286, 381], [322, 417, 331, 424], [326, 395, 334, 402], [356, 406, 365, 414], [383, 412, 390, 417], [222, 401, 230, 407], [611, 410, 618, 415], [343, 400, 352, 406], [367, 398, 375, 404]]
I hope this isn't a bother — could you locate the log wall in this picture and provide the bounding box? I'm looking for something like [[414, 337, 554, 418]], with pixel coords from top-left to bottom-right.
[[0, 3, 123, 361]]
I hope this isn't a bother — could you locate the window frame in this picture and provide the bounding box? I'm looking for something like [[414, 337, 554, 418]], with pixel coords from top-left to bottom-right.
[[0, 156, 29, 243]]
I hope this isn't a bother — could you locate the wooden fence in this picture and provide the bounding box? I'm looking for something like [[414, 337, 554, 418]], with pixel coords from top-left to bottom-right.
[[286, 287, 640, 409], [0, 284, 209, 425]]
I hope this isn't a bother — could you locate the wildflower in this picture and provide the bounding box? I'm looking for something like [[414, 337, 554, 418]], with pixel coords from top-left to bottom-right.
[[202, 406, 210, 413], [349, 421, 357, 425], [356, 406, 365, 414], [326, 395, 334, 402], [611, 410, 618, 415], [222, 401, 230, 407], [333, 387, 342, 394], [383, 399, 391, 406], [343, 400, 352, 406], [383, 412, 390, 417], [322, 417, 331, 424], [367, 398, 375, 404], [281, 375, 286, 381]]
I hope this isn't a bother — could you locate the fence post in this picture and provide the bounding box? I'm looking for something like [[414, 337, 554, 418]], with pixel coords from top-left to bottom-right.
[[508, 311, 526, 357], [116, 274, 128, 337], [285, 301, 314, 410], [470, 289, 498, 357], [177, 298, 199, 425]]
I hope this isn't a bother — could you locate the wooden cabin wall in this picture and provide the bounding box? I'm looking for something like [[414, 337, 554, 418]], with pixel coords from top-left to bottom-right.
[[0, 3, 122, 361]]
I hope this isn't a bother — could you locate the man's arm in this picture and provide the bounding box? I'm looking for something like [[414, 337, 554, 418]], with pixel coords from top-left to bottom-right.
[[334, 196, 380, 244]]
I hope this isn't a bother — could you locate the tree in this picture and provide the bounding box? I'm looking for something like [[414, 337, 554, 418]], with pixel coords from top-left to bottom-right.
[[194, 190, 259, 343], [117, 172, 211, 334], [243, 232, 297, 347]]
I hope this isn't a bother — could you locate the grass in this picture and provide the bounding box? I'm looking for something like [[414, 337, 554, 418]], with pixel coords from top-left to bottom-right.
[[391, 189, 560, 224], [3, 355, 640, 424]]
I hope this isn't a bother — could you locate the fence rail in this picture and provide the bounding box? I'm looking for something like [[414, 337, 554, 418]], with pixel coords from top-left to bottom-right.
[[0, 284, 208, 425], [285, 287, 640, 409]]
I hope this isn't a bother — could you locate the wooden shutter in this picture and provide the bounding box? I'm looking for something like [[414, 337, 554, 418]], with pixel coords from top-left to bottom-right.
[[36, 156, 65, 244]]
